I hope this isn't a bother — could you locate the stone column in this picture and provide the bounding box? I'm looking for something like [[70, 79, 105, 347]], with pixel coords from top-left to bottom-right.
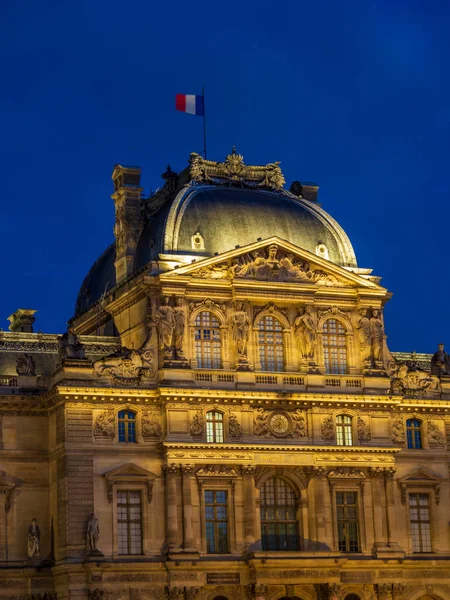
[[165, 464, 180, 550], [384, 467, 402, 551], [0, 492, 7, 560], [369, 468, 386, 551], [181, 464, 196, 551], [241, 466, 258, 551]]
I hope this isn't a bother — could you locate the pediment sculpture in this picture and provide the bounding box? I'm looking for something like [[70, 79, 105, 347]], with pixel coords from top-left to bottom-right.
[[94, 339, 155, 384], [390, 360, 440, 397], [190, 243, 351, 286]]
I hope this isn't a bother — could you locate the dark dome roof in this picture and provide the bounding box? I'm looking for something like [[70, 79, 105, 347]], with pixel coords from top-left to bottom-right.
[[75, 183, 357, 315]]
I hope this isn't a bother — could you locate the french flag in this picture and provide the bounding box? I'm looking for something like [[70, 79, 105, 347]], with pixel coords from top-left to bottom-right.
[[175, 94, 204, 117]]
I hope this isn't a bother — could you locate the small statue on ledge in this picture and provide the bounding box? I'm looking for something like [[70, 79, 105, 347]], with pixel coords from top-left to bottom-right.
[[86, 513, 102, 556], [27, 518, 40, 559], [431, 343, 450, 377], [16, 353, 36, 376], [59, 327, 86, 360]]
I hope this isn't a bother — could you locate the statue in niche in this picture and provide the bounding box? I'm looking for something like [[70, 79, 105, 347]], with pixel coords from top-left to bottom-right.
[[27, 518, 40, 558], [370, 308, 384, 365], [431, 343, 450, 377], [231, 302, 250, 358], [356, 308, 372, 365], [86, 513, 101, 555], [58, 327, 86, 360], [293, 306, 317, 361], [173, 297, 186, 359], [154, 297, 175, 357], [16, 353, 36, 375]]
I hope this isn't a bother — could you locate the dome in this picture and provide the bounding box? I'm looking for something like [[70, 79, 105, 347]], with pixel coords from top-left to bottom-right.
[[135, 185, 357, 270], [75, 153, 358, 316]]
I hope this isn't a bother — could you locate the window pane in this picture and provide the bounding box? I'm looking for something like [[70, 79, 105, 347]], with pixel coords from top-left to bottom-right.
[[260, 477, 299, 551], [409, 493, 431, 552], [205, 490, 228, 554], [336, 492, 359, 552], [258, 316, 284, 372], [323, 319, 348, 374], [117, 491, 142, 555], [195, 312, 222, 368]]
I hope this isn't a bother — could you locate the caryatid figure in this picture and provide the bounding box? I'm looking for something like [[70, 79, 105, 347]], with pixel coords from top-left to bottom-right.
[[293, 306, 317, 360], [231, 302, 250, 357], [370, 308, 384, 364], [154, 297, 175, 357], [356, 308, 372, 364], [173, 297, 186, 359]]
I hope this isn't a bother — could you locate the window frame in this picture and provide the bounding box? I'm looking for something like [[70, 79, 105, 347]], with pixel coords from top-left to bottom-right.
[[257, 314, 285, 372], [194, 310, 222, 369], [408, 492, 432, 553], [336, 414, 353, 447], [197, 477, 237, 554], [118, 409, 137, 443], [116, 489, 144, 556], [335, 490, 360, 553], [204, 489, 229, 554], [406, 418, 423, 449], [322, 317, 348, 375], [205, 410, 225, 443], [260, 476, 300, 551]]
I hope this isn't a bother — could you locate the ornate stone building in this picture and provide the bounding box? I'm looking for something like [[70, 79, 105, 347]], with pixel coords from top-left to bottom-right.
[[1, 150, 450, 600]]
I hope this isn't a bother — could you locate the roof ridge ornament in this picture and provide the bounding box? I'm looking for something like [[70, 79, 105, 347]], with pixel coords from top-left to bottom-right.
[[189, 149, 285, 190]]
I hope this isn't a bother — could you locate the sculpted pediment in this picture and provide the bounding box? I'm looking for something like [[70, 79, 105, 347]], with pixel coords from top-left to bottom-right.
[[399, 468, 443, 484], [103, 463, 157, 503], [163, 237, 382, 289]]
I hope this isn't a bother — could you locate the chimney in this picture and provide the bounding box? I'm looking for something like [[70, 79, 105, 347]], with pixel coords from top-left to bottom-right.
[[8, 309, 37, 333], [111, 165, 143, 284]]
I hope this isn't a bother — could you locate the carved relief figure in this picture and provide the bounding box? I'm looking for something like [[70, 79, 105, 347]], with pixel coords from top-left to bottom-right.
[[16, 353, 36, 375], [321, 415, 334, 441], [155, 297, 175, 357], [93, 411, 115, 439], [431, 343, 450, 377], [427, 421, 445, 446], [253, 408, 269, 436], [231, 302, 250, 357], [292, 410, 307, 437], [391, 362, 441, 396], [59, 327, 86, 360], [173, 297, 186, 359], [357, 417, 371, 442], [142, 413, 163, 438], [356, 308, 371, 365], [370, 308, 384, 365], [27, 518, 40, 558], [293, 306, 317, 360], [391, 418, 405, 444], [228, 414, 242, 439], [189, 412, 204, 437], [86, 513, 100, 554]]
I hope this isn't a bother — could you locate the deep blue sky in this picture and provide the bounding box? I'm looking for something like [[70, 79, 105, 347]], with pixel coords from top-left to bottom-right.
[[0, 0, 449, 353]]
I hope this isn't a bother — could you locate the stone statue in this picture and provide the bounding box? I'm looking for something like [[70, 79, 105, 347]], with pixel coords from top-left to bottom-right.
[[370, 308, 384, 365], [356, 308, 371, 365], [431, 343, 450, 377], [173, 298, 186, 359], [154, 297, 175, 357], [16, 353, 36, 375], [59, 327, 86, 360], [231, 302, 250, 357], [86, 513, 100, 554], [27, 518, 40, 558], [293, 306, 317, 360]]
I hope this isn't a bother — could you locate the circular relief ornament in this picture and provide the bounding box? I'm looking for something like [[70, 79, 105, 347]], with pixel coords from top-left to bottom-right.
[[269, 412, 291, 436]]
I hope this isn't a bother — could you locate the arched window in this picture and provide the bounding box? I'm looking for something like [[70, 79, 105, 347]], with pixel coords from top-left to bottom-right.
[[322, 318, 348, 374], [406, 418, 422, 449], [258, 315, 284, 372], [195, 311, 221, 368], [206, 411, 224, 443], [260, 477, 299, 550], [336, 414, 353, 446], [118, 410, 136, 443]]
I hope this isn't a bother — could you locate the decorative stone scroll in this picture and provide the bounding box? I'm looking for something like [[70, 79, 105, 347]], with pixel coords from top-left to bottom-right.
[[253, 408, 307, 439], [189, 148, 285, 190]]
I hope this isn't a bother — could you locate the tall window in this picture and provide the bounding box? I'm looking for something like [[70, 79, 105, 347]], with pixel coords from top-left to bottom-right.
[[118, 410, 136, 443], [258, 315, 284, 371], [336, 491, 359, 552], [205, 490, 228, 553], [406, 419, 422, 449], [336, 415, 353, 446], [206, 411, 224, 443], [409, 493, 432, 552], [117, 491, 142, 555], [260, 477, 299, 551], [322, 319, 347, 374], [195, 312, 221, 368]]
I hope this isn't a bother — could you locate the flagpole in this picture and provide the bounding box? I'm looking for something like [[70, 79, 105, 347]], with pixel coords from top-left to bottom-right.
[[203, 86, 207, 159]]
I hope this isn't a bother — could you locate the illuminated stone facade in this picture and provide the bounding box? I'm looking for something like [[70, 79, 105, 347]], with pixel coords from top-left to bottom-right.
[[1, 152, 450, 600]]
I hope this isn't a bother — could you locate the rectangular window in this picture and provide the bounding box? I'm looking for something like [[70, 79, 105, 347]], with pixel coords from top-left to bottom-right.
[[205, 490, 228, 553], [117, 490, 142, 555], [336, 491, 359, 552], [409, 493, 432, 552]]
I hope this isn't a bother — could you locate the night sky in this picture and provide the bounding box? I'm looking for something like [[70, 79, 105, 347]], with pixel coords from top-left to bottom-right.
[[1, 1, 449, 353]]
